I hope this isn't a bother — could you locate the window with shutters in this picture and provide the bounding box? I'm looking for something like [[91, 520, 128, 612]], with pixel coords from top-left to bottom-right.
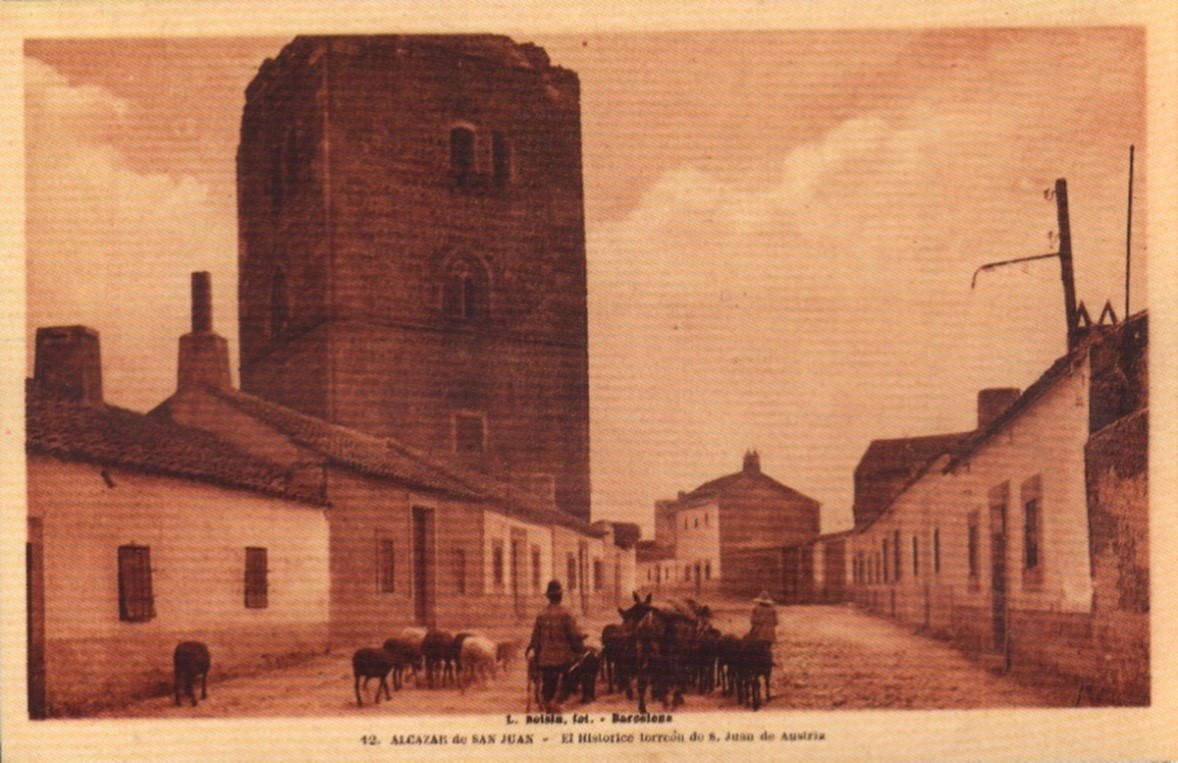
[[117, 545, 155, 622], [377, 539, 395, 594], [245, 547, 268, 609]]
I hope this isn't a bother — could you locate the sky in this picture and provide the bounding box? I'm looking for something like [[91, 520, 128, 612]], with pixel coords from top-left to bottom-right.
[[23, 29, 1146, 534]]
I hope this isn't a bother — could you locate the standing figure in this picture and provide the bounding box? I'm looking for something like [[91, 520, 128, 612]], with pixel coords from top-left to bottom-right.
[[747, 591, 778, 644], [528, 580, 584, 714]]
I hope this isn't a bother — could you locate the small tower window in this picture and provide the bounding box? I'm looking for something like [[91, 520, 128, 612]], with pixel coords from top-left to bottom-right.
[[454, 412, 486, 453], [450, 126, 475, 185], [443, 257, 489, 322]]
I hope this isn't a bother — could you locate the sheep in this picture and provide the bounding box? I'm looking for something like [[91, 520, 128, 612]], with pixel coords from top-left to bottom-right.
[[460, 635, 498, 689], [495, 639, 522, 674], [352, 647, 398, 706], [380, 637, 424, 690], [173, 641, 211, 707], [398, 626, 428, 646]]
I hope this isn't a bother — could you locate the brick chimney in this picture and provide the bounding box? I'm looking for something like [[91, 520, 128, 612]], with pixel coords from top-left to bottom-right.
[[743, 449, 761, 474], [177, 271, 231, 390], [977, 388, 1021, 431], [33, 325, 104, 404]]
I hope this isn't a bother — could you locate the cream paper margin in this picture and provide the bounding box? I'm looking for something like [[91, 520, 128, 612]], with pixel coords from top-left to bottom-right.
[[0, 2, 1175, 761]]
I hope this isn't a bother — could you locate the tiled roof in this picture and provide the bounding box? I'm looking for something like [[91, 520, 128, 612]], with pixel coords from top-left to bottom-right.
[[681, 469, 819, 507], [26, 385, 325, 505], [195, 387, 603, 536], [855, 433, 970, 480]]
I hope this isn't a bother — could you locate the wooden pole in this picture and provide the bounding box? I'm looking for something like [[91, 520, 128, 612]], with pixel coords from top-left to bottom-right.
[[1055, 178, 1078, 352]]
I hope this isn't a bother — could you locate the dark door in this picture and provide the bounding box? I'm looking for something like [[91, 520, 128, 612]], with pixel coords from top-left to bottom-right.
[[412, 507, 435, 627], [510, 529, 527, 622], [27, 518, 46, 719]]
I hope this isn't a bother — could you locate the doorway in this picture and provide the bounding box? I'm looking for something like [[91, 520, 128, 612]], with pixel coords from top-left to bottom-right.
[[412, 507, 435, 627]]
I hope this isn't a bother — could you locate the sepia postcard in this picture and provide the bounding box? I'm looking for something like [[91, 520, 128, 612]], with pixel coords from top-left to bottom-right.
[[2, 1, 1175, 761]]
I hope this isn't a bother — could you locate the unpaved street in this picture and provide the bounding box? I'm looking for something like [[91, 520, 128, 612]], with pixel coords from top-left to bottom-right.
[[94, 602, 1071, 718]]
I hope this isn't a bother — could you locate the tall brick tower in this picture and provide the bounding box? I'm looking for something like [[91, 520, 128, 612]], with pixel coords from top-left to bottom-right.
[[237, 36, 590, 521]]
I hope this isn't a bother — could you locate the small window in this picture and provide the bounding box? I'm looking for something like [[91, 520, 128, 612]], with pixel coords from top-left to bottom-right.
[[693, 517, 699, 529], [1022, 475, 1044, 583], [593, 559, 603, 591], [893, 529, 902, 581], [933, 528, 941, 574], [704, 512, 709, 527], [531, 545, 542, 591], [450, 126, 475, 184], [967, 518, 980, 580], [683, 518, 688, 530], [912, 536, 919, 576], [492, 540, 505, 588], [881, 539, 889, 583], [378, 539, 395, 593], [443, 257, 490, 321], [453, 547, 466, 595], [454, 412, 486, 453], [245, 547, 268, 609], [492, 131, 510, 186], [705, 562, 712, 580], [566, 553, 577, 591], [118, 545, 155, 622]]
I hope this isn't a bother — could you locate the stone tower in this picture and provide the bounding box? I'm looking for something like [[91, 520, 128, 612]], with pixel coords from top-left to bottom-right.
[[237, 35, 590, 521]]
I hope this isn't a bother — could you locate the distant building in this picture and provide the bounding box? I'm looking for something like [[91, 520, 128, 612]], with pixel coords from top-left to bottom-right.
[[26, 327, 330, 718], [846, 313, 1149, 705], [639, 451, 821, 599]]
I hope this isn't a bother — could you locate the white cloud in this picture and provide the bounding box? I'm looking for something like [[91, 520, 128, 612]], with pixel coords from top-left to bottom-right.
[[25, 56, 237, 411]]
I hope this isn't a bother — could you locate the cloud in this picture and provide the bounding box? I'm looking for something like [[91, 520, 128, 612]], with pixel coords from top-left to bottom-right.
[[586, 35, 1143, 530], [25, 56, 237, 411]]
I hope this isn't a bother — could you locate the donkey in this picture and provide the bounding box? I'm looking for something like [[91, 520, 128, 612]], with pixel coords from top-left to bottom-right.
[[173, 641, 211, 707]]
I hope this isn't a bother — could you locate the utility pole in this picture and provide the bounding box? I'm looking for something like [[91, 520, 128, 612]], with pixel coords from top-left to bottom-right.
[[1054, 179, 1079, 353]]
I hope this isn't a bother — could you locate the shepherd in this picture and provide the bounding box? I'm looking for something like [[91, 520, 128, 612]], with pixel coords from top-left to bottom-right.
[[747, 591, 778, 645], [527, 579, 585, 714]]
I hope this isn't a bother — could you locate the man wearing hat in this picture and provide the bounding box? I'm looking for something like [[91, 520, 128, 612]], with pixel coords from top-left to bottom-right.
[[747, 591, 778, 644], [528, 579, 585, 713]]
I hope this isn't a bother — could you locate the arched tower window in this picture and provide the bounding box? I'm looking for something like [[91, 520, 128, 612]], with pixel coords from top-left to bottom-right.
[[270, 269, 289, 337], [450, 126, 475, 185], [442, 257, 489, 322]]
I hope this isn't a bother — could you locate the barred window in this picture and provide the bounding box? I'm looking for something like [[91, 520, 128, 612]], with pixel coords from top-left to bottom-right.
[[117, 545, 155, 622], [377, 539, 395, 593], [245, 547, 268, 609]]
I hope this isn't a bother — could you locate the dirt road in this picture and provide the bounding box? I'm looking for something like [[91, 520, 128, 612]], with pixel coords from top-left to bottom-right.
[[94, 602, 1071, 718]]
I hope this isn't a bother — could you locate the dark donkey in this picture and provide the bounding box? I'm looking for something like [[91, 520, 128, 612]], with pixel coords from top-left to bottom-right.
[[619, 593, 697, 714], [173, 641, 210, 707]]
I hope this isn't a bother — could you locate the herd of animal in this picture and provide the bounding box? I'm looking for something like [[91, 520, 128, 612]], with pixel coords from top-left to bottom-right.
[[170, 593, 776, 712]]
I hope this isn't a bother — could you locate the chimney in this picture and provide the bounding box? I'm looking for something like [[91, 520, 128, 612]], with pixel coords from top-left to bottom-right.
[[743, 449, 761, 474], [177, 271, 232, 390], [33, 325, 104, 404], [977, 388, 1021, 431]]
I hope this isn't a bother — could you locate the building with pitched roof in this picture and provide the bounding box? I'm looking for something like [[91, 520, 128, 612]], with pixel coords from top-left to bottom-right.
[[845, 313, 1149, 705], [638, 451, 821, 599], [25, 327, 331, 717], [153, 274, 628, 641]]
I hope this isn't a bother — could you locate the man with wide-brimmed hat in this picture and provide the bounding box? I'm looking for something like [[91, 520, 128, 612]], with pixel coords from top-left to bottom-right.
[[527, 579, 585, 713], [747, 590, 778, 644]]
